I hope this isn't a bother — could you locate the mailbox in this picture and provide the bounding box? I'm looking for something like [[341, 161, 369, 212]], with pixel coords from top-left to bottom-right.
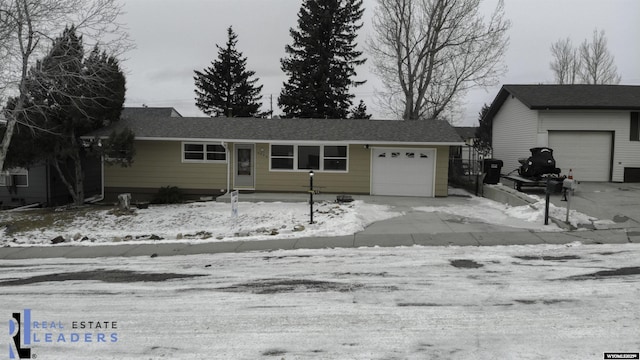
[[562, 178, 578, 191]]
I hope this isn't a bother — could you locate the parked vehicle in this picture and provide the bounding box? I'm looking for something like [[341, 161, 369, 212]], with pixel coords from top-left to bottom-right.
[[518, 147, 561, 179]]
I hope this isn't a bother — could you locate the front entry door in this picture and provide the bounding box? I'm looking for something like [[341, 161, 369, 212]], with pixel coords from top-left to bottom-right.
[[234, 144, 255, 188]]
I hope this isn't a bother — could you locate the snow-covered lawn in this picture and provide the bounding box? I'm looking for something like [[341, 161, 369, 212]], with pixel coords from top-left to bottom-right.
[[2, 243, 639, 359], [1, 200, 399, 246], [1, 193, 611, 246]]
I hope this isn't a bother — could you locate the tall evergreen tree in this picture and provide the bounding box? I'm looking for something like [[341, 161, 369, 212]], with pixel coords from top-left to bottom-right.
[[279, 0, 366, 119], [194, 26, 263, 117], [5, 26, 128, 205]]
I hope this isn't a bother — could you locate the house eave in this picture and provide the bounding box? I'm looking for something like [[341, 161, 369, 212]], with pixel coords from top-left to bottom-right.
[[531, 106, 640, 111], [129, 137, 464, 146]]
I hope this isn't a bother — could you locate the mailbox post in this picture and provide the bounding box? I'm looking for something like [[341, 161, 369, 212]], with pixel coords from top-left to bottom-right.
[[544, 178, 563, 225], [562, 178, 578, 223], [309, 171, 315, 224]]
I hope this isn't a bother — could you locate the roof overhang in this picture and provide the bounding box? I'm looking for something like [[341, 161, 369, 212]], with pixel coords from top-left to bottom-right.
[[123, 137, 464, 146]]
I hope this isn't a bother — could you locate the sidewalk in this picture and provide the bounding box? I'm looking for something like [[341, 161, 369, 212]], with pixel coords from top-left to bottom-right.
[[1, 228, 637, 260]]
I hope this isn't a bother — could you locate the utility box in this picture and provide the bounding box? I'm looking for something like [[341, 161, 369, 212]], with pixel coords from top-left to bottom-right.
[[483, 159, 503, 184]]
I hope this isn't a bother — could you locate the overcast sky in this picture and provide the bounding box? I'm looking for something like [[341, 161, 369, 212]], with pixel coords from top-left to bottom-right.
[[120, 0, 640, 125]]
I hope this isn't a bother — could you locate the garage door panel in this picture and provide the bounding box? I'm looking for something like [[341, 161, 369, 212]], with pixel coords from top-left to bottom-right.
[[371, 148, 435, 196], [548, 132, 611, 181]]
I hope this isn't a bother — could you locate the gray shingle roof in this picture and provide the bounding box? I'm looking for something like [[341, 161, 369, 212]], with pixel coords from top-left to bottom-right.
[[483, 84, 640, 124], [454, 126, 478, 140], [502, 84, 640, 110], [92, 113, 463, 144], [121, 107, 182, 118]]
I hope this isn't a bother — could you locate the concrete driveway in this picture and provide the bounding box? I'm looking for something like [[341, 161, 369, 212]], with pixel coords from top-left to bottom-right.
[[521, 182, 640, 228]]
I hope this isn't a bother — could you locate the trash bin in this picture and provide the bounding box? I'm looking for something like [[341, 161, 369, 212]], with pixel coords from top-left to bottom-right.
[[483, 159, 503, 184]]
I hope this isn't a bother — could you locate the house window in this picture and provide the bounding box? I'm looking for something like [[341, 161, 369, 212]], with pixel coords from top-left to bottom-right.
[[298, 146, 320, 170], [323, 146, 348, 171], [0, 168, 28, 187], [631, 112, 639, 141], [183, 143, 226, 162], [270, 145, 348, 172], [271, 145, 295, 169]]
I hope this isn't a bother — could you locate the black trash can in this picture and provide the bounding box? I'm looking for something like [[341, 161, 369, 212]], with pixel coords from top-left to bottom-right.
[[483, 159, 503, 184]]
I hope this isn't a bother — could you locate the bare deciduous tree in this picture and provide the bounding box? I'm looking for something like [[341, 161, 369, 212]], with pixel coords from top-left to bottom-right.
[[579, 29, 621, 85], [368, 0, 510, 121], [0, 0, 131, 172], [549, 29, 620, 85], [550, 37, 580, 85]]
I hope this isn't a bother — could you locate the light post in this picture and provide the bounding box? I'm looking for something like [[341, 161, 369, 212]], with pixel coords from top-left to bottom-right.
[[309, 170, 314, 224]]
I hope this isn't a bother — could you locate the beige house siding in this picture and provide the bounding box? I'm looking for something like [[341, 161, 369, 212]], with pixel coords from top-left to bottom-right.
[[105, 140, 228, 198], [434, 145, 450, 197], [105, 141, 451, 199], [250, 143, 371, 194]]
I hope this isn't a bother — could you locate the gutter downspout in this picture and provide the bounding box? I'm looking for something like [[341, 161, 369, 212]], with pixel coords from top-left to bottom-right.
[[221, 142, 230, 196]]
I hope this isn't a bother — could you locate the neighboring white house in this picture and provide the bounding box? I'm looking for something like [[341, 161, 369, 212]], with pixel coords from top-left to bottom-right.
[[484, 84, 640, 182]]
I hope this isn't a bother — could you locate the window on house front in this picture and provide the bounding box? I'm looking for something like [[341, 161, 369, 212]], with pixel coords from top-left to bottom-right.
[[298, 146, 320, 170], [183, 143, 226, 162], [0, 168, 28, 187], [323, 146, 348, 171], [270, 145, 348, 172], [271, 145, 295, 169], [631, 112, 639, 141]]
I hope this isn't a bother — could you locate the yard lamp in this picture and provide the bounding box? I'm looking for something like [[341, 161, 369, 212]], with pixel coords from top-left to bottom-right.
[[309, 170, 315, 224]]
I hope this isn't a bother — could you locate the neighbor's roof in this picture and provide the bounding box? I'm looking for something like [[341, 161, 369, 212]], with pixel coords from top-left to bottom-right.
[[483, 84, 640, 122], [454, 126, 478, 140], [92, 115, 463, 144], [121, 107, 182, 119]]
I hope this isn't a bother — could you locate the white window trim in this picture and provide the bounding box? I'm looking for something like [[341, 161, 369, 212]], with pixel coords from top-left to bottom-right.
[[182, 142, 227, 163], [269, 144, 349, 173], [0, 168, 29, 187]]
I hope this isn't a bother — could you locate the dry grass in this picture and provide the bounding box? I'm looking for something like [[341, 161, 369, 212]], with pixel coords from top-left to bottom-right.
[[1, 206, 101, 235]]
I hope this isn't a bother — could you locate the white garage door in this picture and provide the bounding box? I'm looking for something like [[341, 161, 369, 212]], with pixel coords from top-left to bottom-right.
[[371, 148, 435, 196], [548, 131, 612, 181]]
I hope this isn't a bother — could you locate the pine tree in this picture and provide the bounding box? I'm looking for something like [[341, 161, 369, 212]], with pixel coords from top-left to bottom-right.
[[349, 100, 371, 119], [5, 26, 128, 205], [194, 27, 263, 117], [474, 103, 492, 156], [279, 0, 366, 119]]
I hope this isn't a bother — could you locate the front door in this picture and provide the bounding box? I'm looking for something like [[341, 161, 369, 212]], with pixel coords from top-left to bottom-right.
[[234, 144, 255, 188]]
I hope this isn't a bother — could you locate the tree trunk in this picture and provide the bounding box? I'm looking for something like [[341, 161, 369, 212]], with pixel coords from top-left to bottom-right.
[[52, 134, 85, 206], [0, 111, 19, 172]]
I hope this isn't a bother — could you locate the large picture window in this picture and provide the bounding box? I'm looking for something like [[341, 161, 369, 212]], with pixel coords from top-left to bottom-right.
[[183, 143, 226, 163], [270, 145, 347, 172]]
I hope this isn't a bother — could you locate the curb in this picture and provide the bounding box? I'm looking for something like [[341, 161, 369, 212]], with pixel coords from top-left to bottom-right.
[[1, 228, 637, 260]]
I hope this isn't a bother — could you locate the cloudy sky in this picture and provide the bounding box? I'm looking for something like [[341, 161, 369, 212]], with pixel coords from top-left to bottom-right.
[[120, 0, 640, 125]]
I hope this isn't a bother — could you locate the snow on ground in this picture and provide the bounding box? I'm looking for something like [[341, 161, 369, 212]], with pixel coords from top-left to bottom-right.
[[2, 243, 639, 359], [414, 194, 610, 231], [1, 200, 400, 246], [1, 191, 613, 246]]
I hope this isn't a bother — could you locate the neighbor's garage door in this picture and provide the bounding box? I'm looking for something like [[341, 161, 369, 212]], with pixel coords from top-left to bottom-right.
[[548, 131, 612, 181], [371, 148, 435, 196]]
